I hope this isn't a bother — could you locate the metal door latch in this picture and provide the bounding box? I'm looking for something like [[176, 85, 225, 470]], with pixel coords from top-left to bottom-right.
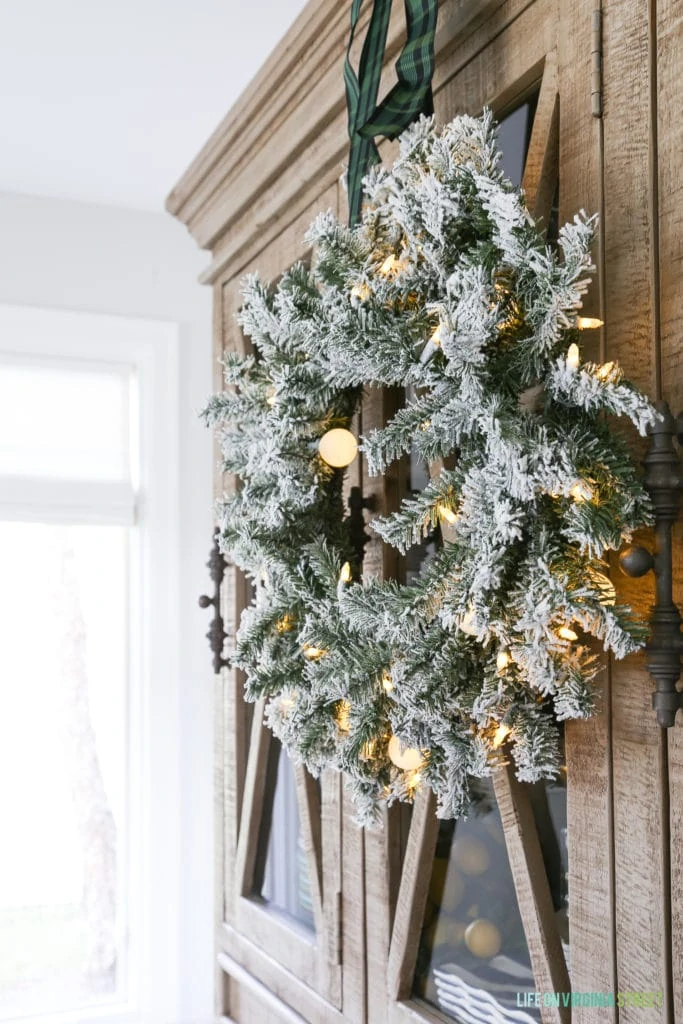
[[199, 527, 230, 674]]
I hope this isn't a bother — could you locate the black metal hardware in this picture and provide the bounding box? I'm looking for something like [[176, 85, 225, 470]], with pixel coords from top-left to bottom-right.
[[198, 527, 230, 674], [348, 486, 375, 567], [619, 401, 683, 727]]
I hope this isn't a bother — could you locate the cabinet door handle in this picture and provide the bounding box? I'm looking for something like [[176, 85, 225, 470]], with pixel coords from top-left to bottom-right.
[[198, 527, 230, 674]]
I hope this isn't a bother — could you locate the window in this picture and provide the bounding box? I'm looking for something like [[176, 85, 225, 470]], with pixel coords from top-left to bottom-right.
[[0, 306, 180, 1024]]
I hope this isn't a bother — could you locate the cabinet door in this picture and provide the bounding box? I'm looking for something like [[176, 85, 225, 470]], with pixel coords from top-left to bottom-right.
[[213, 186, 366, 1024], [359, 2, 657, 1022]]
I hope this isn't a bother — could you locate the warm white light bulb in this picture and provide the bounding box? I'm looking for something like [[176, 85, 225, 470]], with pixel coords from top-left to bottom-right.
[[351, 282, 370, 301], [319, 428, 359, 468], [387, 735, 424, 771], [558, 626, 578, 642], [492, 722, 511, 749], [566, 343, 580, 371], [439, 505, 459, 525], [303, 644, 325, 660], [590, 570, 616, 606], [570, 480, 593, 502], [459, 606, 478, 636], [382, 670, 394, 693], [379, 254, 399, 275], [339, 561, 352, 584], [596, 361, 616, 381], [336, 700, 351, 732], [496, 650, 511, 672], [577, 316, 604, 330]]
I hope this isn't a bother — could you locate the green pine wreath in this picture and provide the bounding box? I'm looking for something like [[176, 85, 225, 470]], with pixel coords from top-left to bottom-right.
[[203, 111, 657, 824]]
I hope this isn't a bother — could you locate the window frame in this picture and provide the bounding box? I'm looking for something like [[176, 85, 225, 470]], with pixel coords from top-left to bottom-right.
[[0, 303, 181, 1024]]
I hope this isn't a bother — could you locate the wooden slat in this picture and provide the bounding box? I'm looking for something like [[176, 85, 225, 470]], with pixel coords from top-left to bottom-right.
[[434, 0, 552, 122], [656, 1, 683, 1021], [235, 897, 320, 987], [393, 995, 474, 1024], [342, 786, 367, 1024], [218, 951, 310, 1024], [434, 0, 508, 66], [557, 2, 618, 1017], [250, 739, 281, 899], [387, 790, 440, 1002], [218, 924, 348, 1024], [492, 767, 571, 1023], [234, 700, 275, 898], [600, 1, 670, 1019], [321, 770, 343, 968], [364, 807, 401, 1024], [521, 50, 559, 224]]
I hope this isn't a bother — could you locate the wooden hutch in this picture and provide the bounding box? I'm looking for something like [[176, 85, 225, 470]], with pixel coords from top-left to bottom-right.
[[168, 1, 683, 1021]]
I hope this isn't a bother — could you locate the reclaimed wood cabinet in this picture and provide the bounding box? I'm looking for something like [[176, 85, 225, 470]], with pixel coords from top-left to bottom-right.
[[168, 2, 683, 1021]]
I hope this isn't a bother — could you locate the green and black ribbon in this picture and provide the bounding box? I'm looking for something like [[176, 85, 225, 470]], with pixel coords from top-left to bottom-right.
[[344, 0, 438, 227]]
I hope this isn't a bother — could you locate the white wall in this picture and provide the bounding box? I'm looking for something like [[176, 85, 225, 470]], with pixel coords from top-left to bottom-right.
[[0, 191, 214, 1024]]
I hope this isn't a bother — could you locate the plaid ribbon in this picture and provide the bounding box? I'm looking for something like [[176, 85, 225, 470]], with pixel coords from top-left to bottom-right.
[[344, 0, 438, 226]]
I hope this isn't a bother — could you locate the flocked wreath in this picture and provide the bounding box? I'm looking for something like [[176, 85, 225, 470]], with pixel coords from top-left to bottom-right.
[[203, 111, 657, 825]]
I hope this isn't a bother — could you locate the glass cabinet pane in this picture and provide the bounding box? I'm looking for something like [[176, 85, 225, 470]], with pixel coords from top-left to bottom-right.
[[413, 766, 568, 1023], [252, 744, 316, 933]]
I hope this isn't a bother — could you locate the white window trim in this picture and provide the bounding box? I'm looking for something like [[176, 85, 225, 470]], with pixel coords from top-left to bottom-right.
[[0, 303, 181, 1024]]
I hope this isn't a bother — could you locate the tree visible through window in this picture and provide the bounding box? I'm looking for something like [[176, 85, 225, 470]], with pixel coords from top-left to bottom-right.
[[0, 355, 134, 1019]]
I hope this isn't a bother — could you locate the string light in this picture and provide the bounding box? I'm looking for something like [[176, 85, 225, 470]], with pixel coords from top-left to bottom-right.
[[570, 480, 594, 502], [458, 605, 478, 636], [319, 428, 358, 468], [496, 649, 511, 672], [303, 643, 325, 660], [351, 282, 370, 301], [439, 504, 459, 525], [361, 739, 376, 761], [336, 700, 351, 733], [339, 561, 352, 584], [275, 614, 294, 634], [406, 769, 422, 795], [266, 387, 277, 407], [589, 569, 616, 606], [387, 735, 424, 771], [566, 343, 580, 371], [382, 670, 394, 693], [379, 254, 407, 276], [431, 324, 443, 347], [557, 626, 578, 642], [596, 361, 616, 381], [577, 316, 604, 330], [491, 722, 511, 749]]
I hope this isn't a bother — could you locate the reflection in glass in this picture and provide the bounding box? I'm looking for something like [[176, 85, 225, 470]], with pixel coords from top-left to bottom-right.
[[254, 745, 316, 933], [413, 767, 568, 1023]]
